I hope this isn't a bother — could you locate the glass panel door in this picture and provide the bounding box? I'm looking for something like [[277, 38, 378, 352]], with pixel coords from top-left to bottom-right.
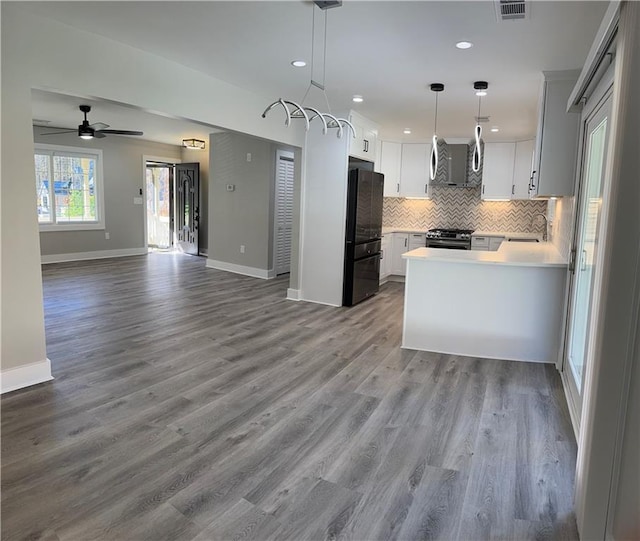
[[565, 92, 612, 413]]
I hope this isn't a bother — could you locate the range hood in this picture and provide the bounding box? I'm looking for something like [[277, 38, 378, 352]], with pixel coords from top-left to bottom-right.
[[431, 140, 483, 188]]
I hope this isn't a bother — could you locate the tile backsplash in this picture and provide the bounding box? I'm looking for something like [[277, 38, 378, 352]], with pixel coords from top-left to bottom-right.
[[383, 186, 548, 233]]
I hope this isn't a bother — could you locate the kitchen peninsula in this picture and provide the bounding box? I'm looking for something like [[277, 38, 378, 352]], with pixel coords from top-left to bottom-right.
[[402, 242, 567, 363]]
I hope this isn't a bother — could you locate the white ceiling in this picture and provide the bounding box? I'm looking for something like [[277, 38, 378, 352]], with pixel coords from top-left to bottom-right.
[[23, 1, 608, 143], [31, 89, 221, 146]]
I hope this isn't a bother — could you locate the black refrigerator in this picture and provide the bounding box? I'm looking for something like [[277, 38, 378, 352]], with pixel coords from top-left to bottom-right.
[[342, 167, 385, 307]]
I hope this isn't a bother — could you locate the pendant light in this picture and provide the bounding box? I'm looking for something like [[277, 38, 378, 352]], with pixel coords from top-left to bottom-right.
[[472, 81, 488, 172], [262, 3, 354, 139], [429, 83, 444, 181]]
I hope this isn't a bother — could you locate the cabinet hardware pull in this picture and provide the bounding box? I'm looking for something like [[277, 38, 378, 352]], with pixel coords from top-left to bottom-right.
[[482, 185, 485, 194], [404, 238, 407, 247], [512, 185, 515, 195], [397, 183, 400, 193], [425, 183, 428, 193]]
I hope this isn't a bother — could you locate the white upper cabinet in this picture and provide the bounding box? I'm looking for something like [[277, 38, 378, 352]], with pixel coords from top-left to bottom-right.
[[349, 111, 378, 163], [379, 141, 402, 197], [531, 71, 580, 197], [512, 139, 535, 199], [481, 142, 516, 200], [400, 143, 431, 198]]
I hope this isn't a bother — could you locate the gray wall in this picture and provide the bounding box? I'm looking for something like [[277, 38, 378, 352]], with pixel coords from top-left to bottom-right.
[[209, 132, 299, 275], [34, 126, 182, 256], [181, 143, 210, 255]]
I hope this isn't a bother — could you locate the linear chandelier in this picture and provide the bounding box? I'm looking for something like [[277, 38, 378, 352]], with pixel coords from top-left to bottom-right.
[[429, 83, 444, 181], [472, 81, 488, 172], [262, 3, 355, 139]]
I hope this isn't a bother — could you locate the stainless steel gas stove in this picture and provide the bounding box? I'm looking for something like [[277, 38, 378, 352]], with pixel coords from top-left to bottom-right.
[[425, 228, 474, 250]]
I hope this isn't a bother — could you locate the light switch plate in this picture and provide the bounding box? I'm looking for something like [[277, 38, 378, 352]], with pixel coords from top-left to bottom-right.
[[133, 197, 143, 205], [226, 184, 235, 192]]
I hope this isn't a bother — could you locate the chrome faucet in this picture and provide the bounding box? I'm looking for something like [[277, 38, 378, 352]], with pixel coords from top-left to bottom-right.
[[531, 213, 548, 241]]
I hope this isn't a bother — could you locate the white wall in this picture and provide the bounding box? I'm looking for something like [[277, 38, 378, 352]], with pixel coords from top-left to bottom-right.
[[0, 5, 303, 381], [298, 124, 350, 306]]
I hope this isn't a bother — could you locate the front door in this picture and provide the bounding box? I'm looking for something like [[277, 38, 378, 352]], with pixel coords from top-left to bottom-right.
[[175, 163, 200, 256], [564, 88, 613, 421]]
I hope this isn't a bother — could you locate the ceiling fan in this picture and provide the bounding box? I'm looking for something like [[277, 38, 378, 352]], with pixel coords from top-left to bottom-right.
[[41, 105, 143, 140]]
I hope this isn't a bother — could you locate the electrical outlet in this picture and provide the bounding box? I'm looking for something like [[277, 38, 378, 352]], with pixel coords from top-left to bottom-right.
[[246, 153, 252, 162], [105, 232, 110, 240], [240, 245, 245, 254]]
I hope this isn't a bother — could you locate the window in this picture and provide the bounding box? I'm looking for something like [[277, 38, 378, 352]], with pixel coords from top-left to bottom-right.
[[35, 144, 104, 231]]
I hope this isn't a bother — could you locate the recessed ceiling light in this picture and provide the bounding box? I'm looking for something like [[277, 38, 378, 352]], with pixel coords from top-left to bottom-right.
[[352, 95, 364, 103], [491, 127, 499, 132], [291, 60, 306, 67], [403, 129, 411, 134], [456, 41, 473, 50]]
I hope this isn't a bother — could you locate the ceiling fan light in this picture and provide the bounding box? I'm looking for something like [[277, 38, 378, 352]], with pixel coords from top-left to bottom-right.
[[80, 134, 93, 140], [182, 138, 206, 150]]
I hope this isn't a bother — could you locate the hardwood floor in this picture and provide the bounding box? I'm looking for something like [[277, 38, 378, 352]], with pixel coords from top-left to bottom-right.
[[1, 253, 578, 541]]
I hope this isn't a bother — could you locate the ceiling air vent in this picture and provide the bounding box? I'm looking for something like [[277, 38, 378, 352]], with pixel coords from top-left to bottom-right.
[[313, 1, 342, 10], [495, 0, 529, 22]]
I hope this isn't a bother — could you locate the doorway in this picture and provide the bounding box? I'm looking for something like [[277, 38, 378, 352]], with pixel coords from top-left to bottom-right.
[[146, 161, 173, 250], [562, 74, 613, 429], [145, 160, 200, 255]]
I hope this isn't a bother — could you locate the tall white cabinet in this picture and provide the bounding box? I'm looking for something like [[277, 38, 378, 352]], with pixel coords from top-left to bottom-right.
[[481, 143, 516, 200], [400, 143, 431, 198], [378, 141, 402, 197], [530, 71, 580, 197]]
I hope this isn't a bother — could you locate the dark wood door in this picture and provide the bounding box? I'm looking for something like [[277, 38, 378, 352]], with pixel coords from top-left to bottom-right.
[[175, 163, 200, 255]]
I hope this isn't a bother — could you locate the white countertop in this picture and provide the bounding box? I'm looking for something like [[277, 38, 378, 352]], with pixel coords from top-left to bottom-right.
[[472, 230, 544, 241], [383, 228, 543, 241], [382, 227, 426, 235], [402, 241, 567, 267]]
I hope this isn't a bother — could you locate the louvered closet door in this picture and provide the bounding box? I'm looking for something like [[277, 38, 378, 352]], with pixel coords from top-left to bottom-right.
[[275, 153, 294, 275]]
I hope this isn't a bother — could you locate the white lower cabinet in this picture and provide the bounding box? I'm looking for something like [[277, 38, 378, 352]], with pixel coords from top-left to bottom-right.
[[472, 235, 505, 251], [408, 233, 426, 250], [380, 234, 392, 280], [489, 237, 505, 251], [391, 233, 409, 275]]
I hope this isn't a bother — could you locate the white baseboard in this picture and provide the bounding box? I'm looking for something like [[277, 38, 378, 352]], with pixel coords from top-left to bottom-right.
[[1, 358, 53, 394], [206, 259, 271, 280], [387, 275, 406, 283], [199, 249, 209, 257], [42, 247, 147, 264], [287, 288, 301, 301]]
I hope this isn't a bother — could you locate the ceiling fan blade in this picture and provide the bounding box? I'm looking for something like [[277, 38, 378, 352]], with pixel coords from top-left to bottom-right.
[[93, 131, 106, 139], [40, 129, 76, 136], [89, 122, 109, 130], [97, 129, 143, 136]]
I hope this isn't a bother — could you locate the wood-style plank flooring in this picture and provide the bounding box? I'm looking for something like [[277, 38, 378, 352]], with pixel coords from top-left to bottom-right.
[[1, 253, 578, 540]]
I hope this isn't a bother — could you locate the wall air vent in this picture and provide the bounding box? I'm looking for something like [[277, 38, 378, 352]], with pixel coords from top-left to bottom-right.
[[495, 0, 529, 21]]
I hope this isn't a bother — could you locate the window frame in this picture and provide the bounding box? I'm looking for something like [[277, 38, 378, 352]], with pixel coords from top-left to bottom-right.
[[35, 143, 105, 232]]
